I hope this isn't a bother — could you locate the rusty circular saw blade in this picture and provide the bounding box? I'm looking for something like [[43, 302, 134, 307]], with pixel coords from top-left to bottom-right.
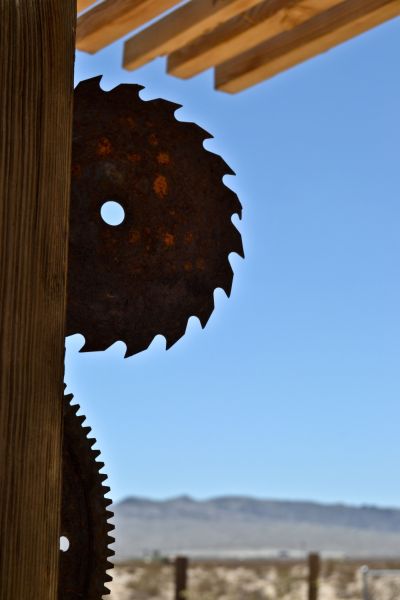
[[60, 393, 114, 599], [67, 76, 244, 357]]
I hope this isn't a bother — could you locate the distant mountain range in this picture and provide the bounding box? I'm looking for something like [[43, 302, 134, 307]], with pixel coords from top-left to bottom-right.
[[112, 495, 400, 561]]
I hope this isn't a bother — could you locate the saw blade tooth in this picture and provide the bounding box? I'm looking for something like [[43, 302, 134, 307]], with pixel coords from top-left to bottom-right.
[[124, 336, 153, 358], [220, 262, 234, 298], [165, 322, 188, 350], [207, 151, 235, 176], [75, 75, 103, 93], [111, 82, 144, 93], [197, 296, 215, 329], [231, 225, 245, 259], [147, 97, 183, 114], [83, 426, 92, 437], [227, 191, 243, 219]]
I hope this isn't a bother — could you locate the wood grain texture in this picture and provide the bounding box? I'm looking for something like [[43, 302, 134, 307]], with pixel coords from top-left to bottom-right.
[[168, 0, 342, 78], [216, 0, 400, 92], [123, 0, 262, 71], [77, 0, 182, 53], [77, 0, 97, 13], [0, 2, 75, 598]]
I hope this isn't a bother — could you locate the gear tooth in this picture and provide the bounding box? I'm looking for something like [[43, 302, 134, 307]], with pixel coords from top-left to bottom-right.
[[92, 449, 101, 459], [88, 437, 97, 448], [96, 461, 105, 470], [106, 560, 114, 570], [102, 485, 111, 494], [106, 522, 115, 532], [107, 534, 116, 544], [107, 548, 116, 557], [69, 402, 80, 415], [83, 426, 92, 437], [104, 497, 113, 507], [105, 510, 114, 519], [99, 473, 108, 483]]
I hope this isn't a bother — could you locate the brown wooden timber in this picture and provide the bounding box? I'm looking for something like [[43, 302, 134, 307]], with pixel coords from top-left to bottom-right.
[[168, 0, 342, 78], [175, 556, 189, 600], [123, 0, 263, 72], [0, 1, 75, 599], [308, 553, 321, 600], [77, 0, 182, 53], [77, 0, 97, 13], [216, 0, 400, 92]]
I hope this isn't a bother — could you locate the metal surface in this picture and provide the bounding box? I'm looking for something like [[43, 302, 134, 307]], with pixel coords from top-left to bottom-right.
[[60, 393, 114, 599], [67, 76, 244, 356]]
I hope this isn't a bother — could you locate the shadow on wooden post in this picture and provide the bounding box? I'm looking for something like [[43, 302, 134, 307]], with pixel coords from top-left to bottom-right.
[[308, 552, 321, 600], [175, 556, 189, 600]]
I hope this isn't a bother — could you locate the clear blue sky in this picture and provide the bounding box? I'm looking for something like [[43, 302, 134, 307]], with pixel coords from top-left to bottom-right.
[[67, 16, 400, 507]]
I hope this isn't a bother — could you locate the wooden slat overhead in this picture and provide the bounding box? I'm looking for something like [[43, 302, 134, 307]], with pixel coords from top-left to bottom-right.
[[216, 0, 400, 92], [77, 0, 97, 12], [123, 0, 264, 72], [76, 0, 182, 53], [76, 0, 400, 92], [167, 0, 343, 79]]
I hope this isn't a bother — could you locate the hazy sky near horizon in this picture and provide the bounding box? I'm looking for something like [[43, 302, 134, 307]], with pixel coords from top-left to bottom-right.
[[67, 16, 400, 506]]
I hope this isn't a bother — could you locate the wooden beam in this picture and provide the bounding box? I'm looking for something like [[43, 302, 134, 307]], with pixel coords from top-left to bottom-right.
[[0, 1, 75, 599], [77, 0, 97, 13], [123, 0, 263, 71], [168, 0, 342, 79], [77, 0, 182, 53], [216, 0, 400, 92]]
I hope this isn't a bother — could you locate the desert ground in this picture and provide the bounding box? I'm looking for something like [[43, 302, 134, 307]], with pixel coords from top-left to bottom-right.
[[106, 559, 400, 600]]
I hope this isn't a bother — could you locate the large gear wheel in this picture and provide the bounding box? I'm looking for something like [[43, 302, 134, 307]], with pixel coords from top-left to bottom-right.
[[60, 393, 114, 599], [67, 76, 244, 357]]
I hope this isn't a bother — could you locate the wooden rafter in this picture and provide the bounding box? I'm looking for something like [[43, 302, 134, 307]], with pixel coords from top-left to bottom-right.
[[77, 0, 400, 92], [76, 0, 182, 53], [77, 0, 97, 13], [168, 0, 343, 78], [216, 0, 400, 92], [123, 0, 263, 71]]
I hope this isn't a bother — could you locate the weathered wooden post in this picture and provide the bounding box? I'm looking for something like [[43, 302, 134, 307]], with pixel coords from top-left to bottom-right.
[[308, 552, 321, 600], [0, 2, 75, 598], [175, 556, 189, 600]]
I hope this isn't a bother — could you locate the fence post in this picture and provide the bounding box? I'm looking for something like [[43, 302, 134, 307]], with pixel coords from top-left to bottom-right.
[[308, 552, 320, 600], [175, 556, 188, 600]]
